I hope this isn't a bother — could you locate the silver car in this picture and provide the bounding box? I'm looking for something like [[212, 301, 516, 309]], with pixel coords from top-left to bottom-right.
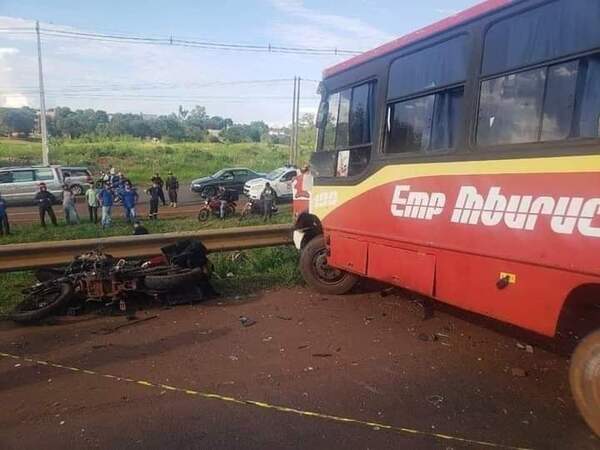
[[62, 166, 93, 195], [0, 165, 64, 205]]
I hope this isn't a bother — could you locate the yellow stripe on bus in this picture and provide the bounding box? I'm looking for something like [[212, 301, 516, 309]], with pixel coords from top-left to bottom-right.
[[311, 154, 600, 219]]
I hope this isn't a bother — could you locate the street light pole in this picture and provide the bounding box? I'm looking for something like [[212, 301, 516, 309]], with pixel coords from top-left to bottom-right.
[[289, 77, 297, 165], [36, 21, 49, 166], [294, 77, 301, 165]]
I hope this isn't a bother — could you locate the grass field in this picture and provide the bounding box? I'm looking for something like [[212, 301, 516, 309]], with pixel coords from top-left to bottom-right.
[[0, 209, 301, 316], [0, 137, 312, 183]]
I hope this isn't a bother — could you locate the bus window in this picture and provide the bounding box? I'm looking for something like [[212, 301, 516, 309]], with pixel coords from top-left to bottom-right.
[[482, 0, 600, 77], [386, 95, 435, 153], [577, 56, 600, 138], [477, 68, 546, 146], [316, 81, 375, 177], [349, 82, 371, 146], [477, 54, 600, 146], [385, 87, 464, 154], [323, 92, 340, 150], [387, 34, 468, 100], [335, 89, 351, 149]]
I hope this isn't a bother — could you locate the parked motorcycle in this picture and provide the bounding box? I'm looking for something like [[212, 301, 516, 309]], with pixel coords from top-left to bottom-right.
[[240, 198, 278, 220], [9, 240, 213, 324], [197, 196, 237, 222]]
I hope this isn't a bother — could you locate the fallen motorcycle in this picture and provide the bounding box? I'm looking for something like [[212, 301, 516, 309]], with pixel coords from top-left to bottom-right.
[[9, 239, 214, 324], [197, 196, 237, 222]]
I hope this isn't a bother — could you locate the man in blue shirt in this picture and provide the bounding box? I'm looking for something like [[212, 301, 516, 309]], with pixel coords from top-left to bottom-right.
[[0, 192, 9, 235], [97, 181, 114, 229], [120, 181, 139, 224]]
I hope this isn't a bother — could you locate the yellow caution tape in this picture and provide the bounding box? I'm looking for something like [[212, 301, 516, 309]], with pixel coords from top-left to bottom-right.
[[0, 352, 533, 449]]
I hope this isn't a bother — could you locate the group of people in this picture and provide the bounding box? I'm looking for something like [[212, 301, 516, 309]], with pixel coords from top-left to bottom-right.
[[0, 168, 180, 237], [88, 169, 180, 228]]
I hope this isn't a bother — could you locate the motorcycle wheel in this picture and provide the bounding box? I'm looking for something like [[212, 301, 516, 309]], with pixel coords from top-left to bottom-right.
[[239, 204, 251, 221], [9, 282, 75, 324], [143, 266, 206, 290], [197, 208, 210, 222]]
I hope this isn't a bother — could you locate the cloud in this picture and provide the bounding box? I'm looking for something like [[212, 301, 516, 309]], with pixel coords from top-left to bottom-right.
[[2, 93, 29, 107], [269, 0, 393, 52], [0, 48, 19, 57], [0, 15, 322, 124]]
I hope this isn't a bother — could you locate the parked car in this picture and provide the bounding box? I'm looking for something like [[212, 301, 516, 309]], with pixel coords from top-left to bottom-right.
[[190, 168, 265, 197], [61, 166, 93, 195], [243, 166, 299, 202], [0, 165, 64, 205]]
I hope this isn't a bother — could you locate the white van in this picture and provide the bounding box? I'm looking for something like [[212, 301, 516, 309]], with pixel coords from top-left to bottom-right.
[[0, 166, 64, 205], [243, 166, 299, 201]]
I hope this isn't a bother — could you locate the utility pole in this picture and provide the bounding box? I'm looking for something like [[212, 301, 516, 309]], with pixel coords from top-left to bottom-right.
[[289, 77, 297, 165], [36, 21, 49, 166], [294, 77, 301, 165]]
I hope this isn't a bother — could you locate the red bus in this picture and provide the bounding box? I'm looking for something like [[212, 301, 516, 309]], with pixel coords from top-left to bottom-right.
[[293, 0, 600, 435]]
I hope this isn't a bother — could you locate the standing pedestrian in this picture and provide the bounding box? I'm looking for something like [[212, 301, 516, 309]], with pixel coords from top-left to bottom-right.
[[146, 181, 161, 220], [260, 182, 276, 222], [34, 183, 58, 228], [120, 181, 139, 224], [0, 192, 9, 236], [86, 182, 100, 223], [98, 181, 114, 229], [62, 184, 80, 225], [165, 171, 179, 208], [151, 172, 166, 206]]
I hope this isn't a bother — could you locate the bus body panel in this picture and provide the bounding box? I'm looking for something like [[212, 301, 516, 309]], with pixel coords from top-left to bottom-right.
[[306, 155, 600, 336]]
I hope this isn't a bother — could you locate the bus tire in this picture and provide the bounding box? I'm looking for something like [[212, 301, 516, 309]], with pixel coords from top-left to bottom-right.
[[300, 235, 357, 295], [570, 328, 600, 437]]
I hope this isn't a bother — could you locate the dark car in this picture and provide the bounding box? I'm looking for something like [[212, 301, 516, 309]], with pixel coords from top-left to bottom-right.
[[190, 168, 265, 197]]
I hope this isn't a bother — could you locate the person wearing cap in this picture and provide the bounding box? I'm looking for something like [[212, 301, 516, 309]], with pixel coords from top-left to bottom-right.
[[34, 183, 58, 228], [62, 184, 80, 225], [97, 181, 114, 229], [0, 192, 9, 236], [165, 171, 179, 208]]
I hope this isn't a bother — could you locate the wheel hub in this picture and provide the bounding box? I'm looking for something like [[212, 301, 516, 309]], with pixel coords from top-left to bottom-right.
[[313, 250, 343, 283]]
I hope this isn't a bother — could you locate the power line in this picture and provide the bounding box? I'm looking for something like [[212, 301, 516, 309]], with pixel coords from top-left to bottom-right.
[[0, 25, 361, 56], [3, 78, 320, 93]]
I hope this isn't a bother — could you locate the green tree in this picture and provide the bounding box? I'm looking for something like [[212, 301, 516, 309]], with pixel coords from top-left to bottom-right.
[[0, 107, 36, 135]]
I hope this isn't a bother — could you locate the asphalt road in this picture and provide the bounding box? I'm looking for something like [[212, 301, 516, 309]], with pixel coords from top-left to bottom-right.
[[0, 286, 597, 449]]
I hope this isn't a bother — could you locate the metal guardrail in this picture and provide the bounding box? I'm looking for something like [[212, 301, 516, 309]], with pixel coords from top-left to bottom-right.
[[0, 224, 294, 272]]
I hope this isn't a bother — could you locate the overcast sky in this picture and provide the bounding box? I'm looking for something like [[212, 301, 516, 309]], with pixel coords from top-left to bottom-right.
[[0, 0, 480, 126]]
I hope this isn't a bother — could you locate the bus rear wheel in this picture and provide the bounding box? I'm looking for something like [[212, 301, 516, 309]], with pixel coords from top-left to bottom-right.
[[299, 235, 357, 295], [570, 328, 600, 436]]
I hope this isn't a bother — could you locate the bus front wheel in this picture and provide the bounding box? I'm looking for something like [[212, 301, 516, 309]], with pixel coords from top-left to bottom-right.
[[570, 328, 600, 436], [299, 235, 357, 295]]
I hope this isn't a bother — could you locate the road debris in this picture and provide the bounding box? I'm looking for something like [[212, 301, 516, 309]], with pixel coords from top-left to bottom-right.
[[427, 395, 444, 408], [516, 342, 534, 353], [275, 315, 292, 321], [511, 367, 528, 377], [312, 353, 332, 358], [239, 316, 257, 327]]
